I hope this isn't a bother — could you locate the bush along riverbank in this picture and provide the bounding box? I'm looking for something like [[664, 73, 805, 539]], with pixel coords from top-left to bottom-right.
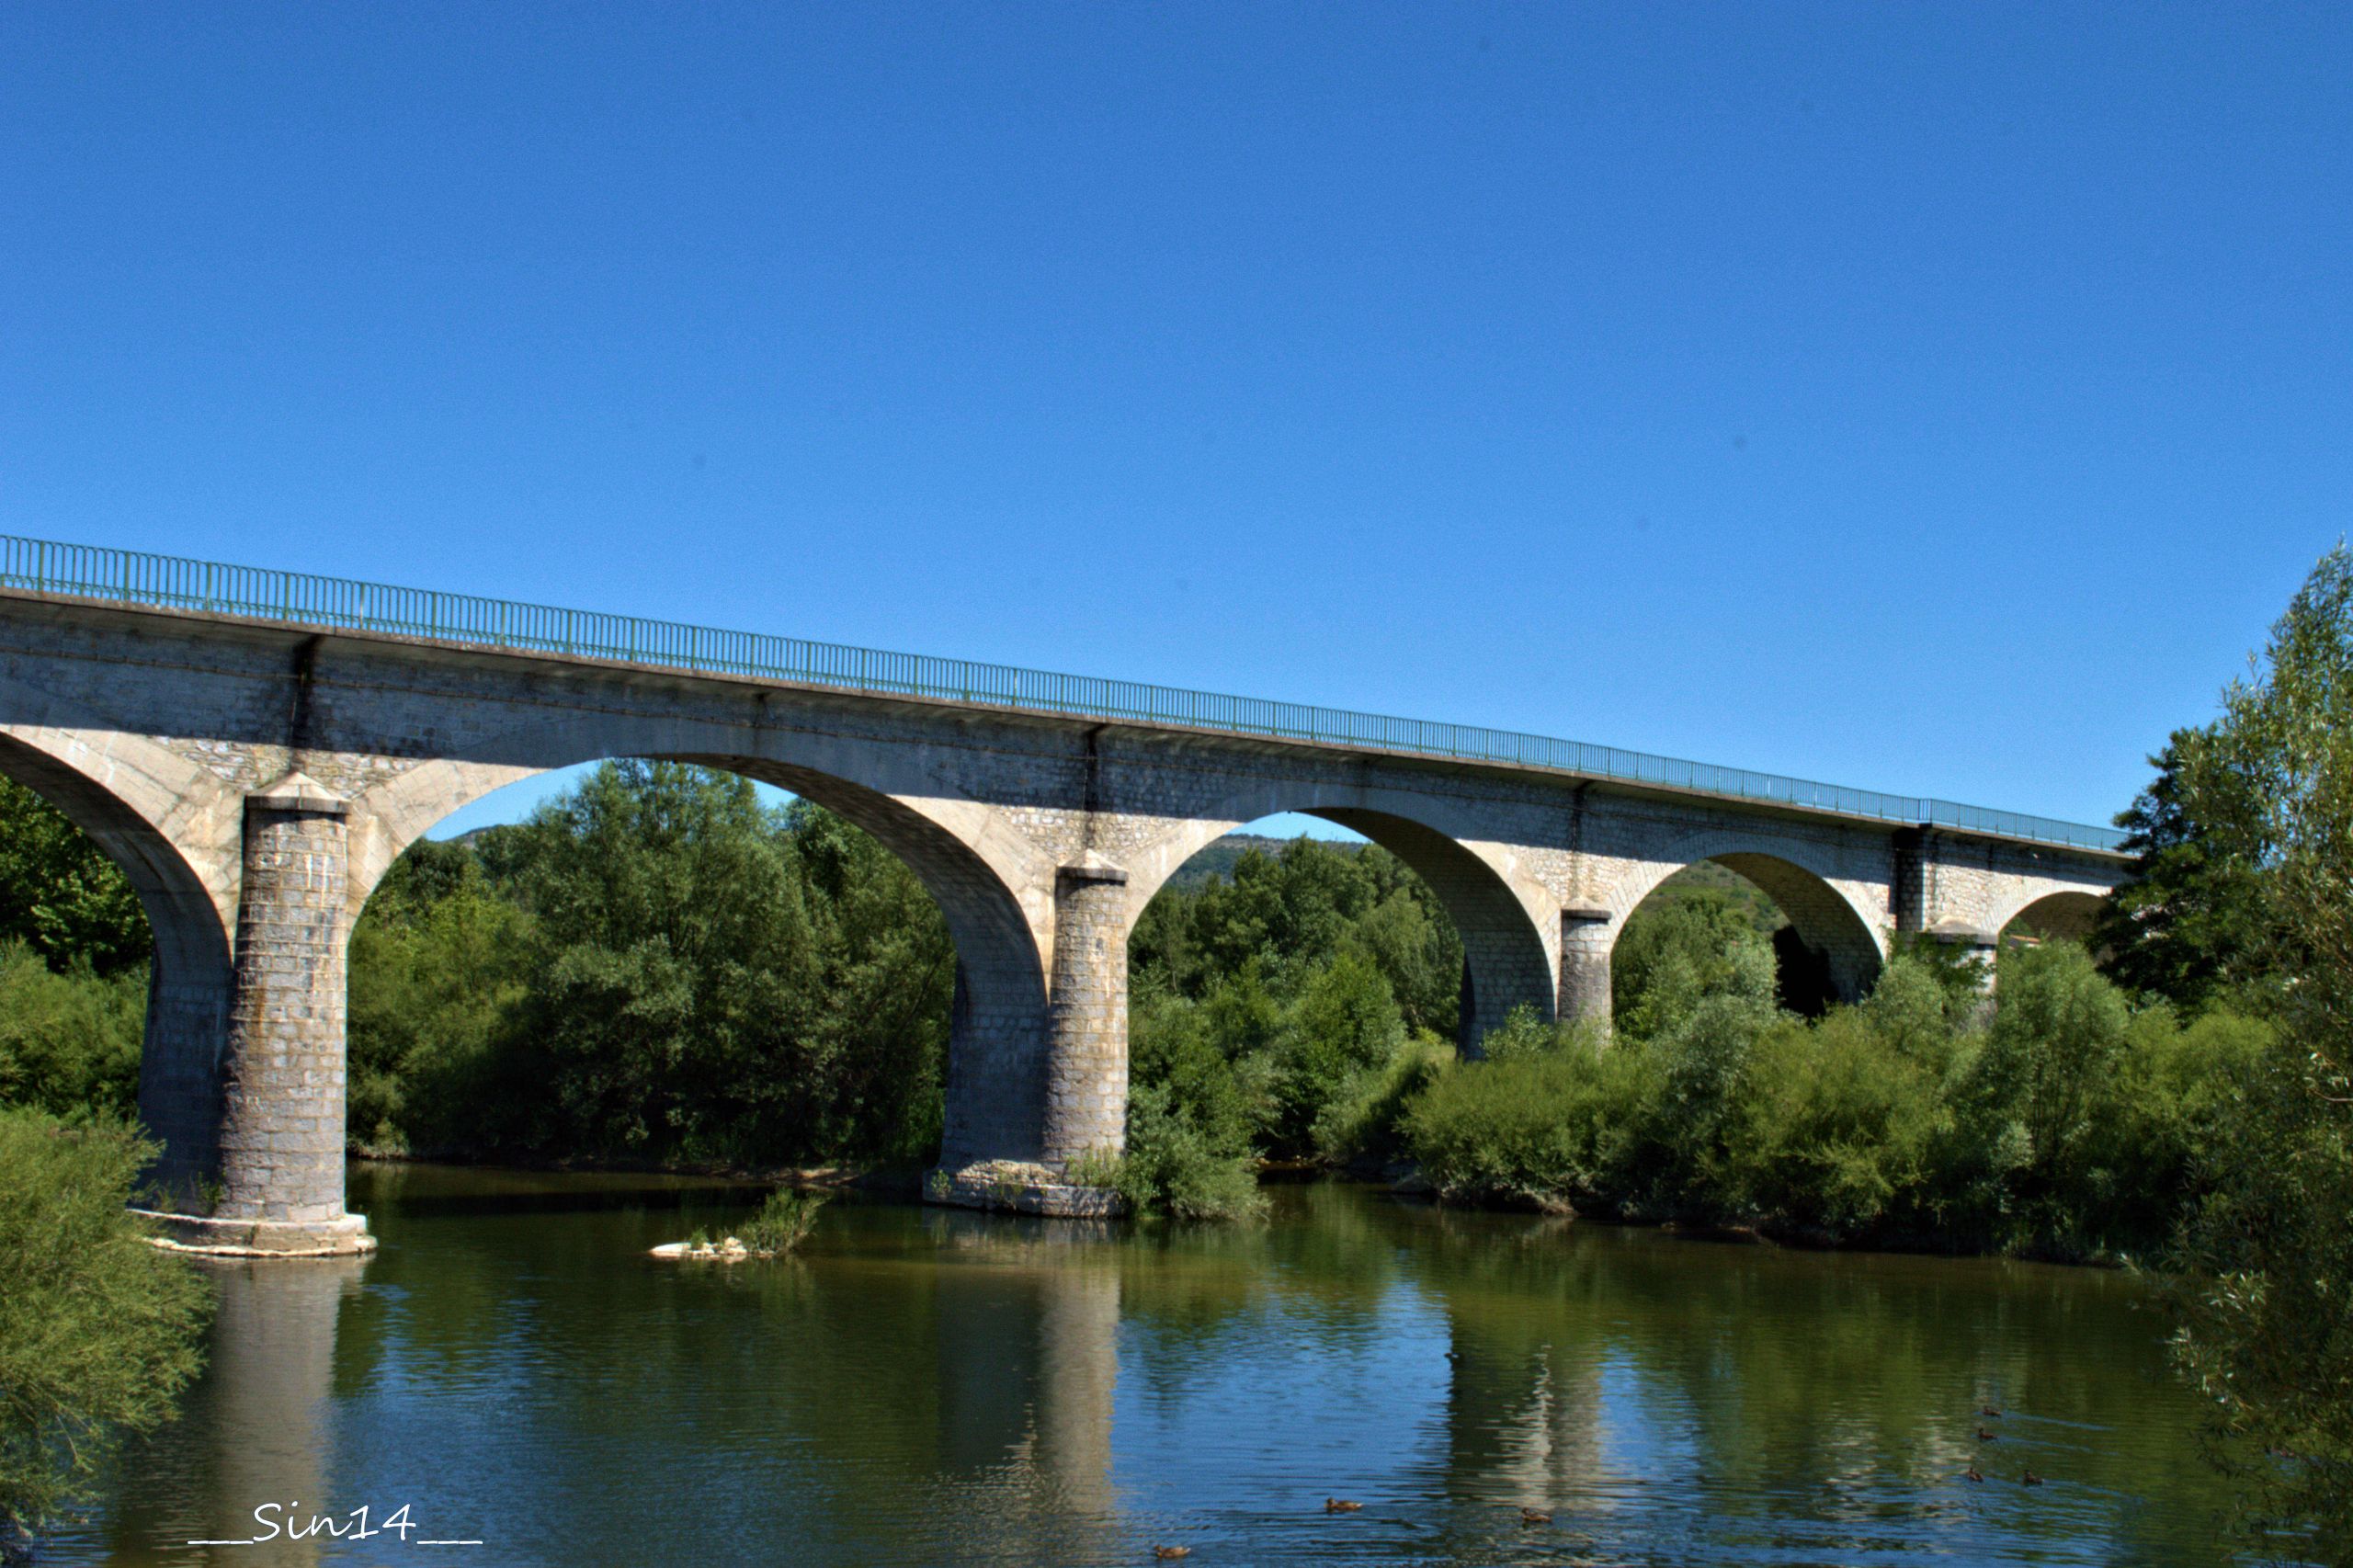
[[1400, 943, 2268, 1261], [1110, 846, 2269, 1260]]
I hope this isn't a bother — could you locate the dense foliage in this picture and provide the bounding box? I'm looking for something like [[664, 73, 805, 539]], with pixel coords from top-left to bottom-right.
[[0, 778, 149, 979], [2093, 732, 2269, 1012], [0, 941, 145, 1120], [2151, 545, 2353, 1560], [1404, 935, 2268, 1258], [0, 1111, 210, 1562], [351, 761, 954, 1170], [0, 778, 150, 1122], [1107, 837, 1469, 1215]]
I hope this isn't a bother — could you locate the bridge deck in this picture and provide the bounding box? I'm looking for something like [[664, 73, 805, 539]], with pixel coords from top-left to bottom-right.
[[0, 533, 2127, 856]]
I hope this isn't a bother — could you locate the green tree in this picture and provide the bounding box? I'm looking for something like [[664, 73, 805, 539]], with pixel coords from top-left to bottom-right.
[[0, 778, 148, 978], [1730, 1008, 1943, 1237], [1972, 944, 2131, 1204], [347, 845, 538, 1153], [497, 762, 823, 1162], [1268, 948, 1404, 1154], [347, 765, 956, 1168], [778, 800, 955, 1165], [2165, 544, 2353, 1559], [0, 943, 146, 1119], [0, 1110, 210, 1562], [2094, 730, 2268, 1011], [1612, 891, 1779, 1042]]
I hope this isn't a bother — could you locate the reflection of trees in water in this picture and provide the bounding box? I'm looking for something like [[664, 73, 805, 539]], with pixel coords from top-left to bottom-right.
[[421, 1199, 1136, 1565], [86, 1176, 2233, 1567], [1108, 1183, 1409, 1401], [1386, 1201, 2230, 1560]]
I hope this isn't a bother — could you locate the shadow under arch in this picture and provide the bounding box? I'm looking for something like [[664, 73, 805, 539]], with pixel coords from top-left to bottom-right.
[[0, 730, 237, 1189], [1130, 805, 1556, 1051], [352, 725, 1055, 1170], [1607, 846, 1886, 1010]]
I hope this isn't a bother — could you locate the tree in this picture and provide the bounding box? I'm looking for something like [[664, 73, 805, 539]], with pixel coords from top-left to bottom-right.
[[2094, 730, 2268, 1011], [1269, 948, 1404, 1153], [347, 764, 958, 1168], [1612, 892, 1779, 1042], [0, 778, 148, 978], [2166, 544, 2353, 1560], [1955, 943, 2131, 1235], [0, 1110, 210, 1563], [499, 762, 824, 1162], [0, 943, 145, 1119], [346, 846, 538, 1153]]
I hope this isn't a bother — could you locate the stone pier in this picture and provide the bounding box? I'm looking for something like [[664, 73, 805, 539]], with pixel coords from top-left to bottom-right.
[[142, 773, 374, 1256]]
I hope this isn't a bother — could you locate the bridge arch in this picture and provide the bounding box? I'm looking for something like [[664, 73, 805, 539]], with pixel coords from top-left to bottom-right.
[[1127, 789, 1557, 1051], [1597, 835, 1888, 1012], [348, 713, 1058, 1171], [1985, 884, 2108, 946], [0, 687, 243, 1194]]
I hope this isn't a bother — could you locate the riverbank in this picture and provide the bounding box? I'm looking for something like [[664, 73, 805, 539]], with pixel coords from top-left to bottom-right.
[[349, 1143, 915, 1194], [348, 1147, 2139, 1270]]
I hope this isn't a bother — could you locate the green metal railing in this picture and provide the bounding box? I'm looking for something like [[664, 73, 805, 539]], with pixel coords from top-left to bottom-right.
[[0, 534, 2130, 853]]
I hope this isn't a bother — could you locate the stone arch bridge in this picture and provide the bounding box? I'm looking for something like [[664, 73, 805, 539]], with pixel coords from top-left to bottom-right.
[[0, 540, 2125, 1250]]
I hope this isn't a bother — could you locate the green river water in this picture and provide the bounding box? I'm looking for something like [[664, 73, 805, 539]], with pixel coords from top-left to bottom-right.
[[52, 1162, 2245, 1566]]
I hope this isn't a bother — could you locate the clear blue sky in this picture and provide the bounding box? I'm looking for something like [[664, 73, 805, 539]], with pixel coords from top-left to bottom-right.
[[6, 5, 2347, 839]]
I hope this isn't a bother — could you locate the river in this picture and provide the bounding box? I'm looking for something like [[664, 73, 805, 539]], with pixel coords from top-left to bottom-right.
[[55, 1162, 2241, 1565]]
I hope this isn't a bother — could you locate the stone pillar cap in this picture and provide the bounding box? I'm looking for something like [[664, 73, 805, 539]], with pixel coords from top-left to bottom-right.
[[247, 770, 350, 817], [1925, 917, 1997, 945], [1059, 851, 1128, 884], [1563, 903, 1613, 923]]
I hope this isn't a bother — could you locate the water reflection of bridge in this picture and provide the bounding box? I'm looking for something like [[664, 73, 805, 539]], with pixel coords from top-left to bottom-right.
[[76, 1184, 2227, 1565], [103, 1257, 369, 1566]]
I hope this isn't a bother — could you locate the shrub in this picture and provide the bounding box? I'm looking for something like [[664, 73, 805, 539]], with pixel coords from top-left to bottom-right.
[[2058, 1004, 2271, 1257], [738, 1187, 828, 1256], [0, 1109, 211, 1556], [1729, 1011, 1945, 1237], [1476, 1002, 1580, 1062], [1625, 984, 1779, 1211], [1939, 943, 2131, 1249], [1129, 985, 1273, 1157], [0, 943, 144, 1119], [1313, 1031, 1454, 1165], [1095, 1080, 1267, 1221], [1402, 1031, 1657, 1210]]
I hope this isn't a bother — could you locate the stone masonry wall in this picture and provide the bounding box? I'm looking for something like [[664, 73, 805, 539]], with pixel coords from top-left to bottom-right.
[[1041, 865, 1131, 1165], [135, 961, 234, 1195], [215, 794, 350, 1224]]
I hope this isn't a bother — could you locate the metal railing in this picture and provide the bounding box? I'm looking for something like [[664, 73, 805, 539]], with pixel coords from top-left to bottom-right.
[[0, 534, 2130, 853]]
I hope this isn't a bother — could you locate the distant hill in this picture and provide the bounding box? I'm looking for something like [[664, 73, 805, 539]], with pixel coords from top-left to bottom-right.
[[1164, 833, 1345, 891], [1644, 859, 1789, 936]]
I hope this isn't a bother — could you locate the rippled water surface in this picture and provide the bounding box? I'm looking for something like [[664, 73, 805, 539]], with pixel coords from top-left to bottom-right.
[[58, 1164, 2240, 1566]]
